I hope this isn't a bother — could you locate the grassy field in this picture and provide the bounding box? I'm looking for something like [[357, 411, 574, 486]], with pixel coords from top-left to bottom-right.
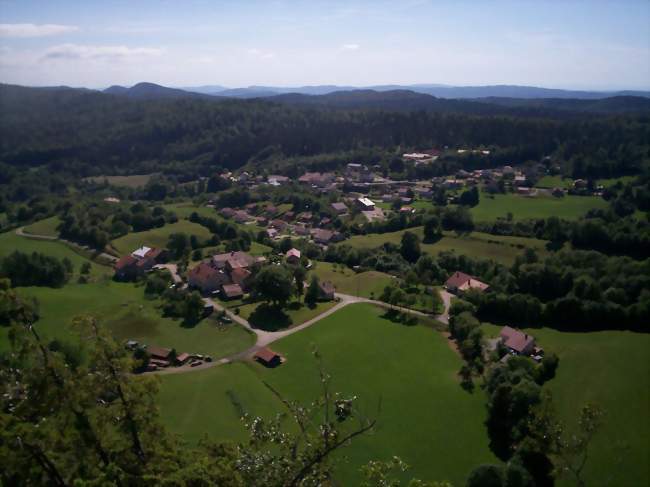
[[163, 202, 217, 220], [158, 304, 497, 485], [84, 174, 156, 188], [483, 324, 649, 487], [343, 228, 546, 266], [110, 221, 213, 255], [535, 175, 571, 188], [0, 230, 110, 279], [471, 193, 608, 222], [23, 216, 62, 237], [0, 280, 255, 358], [310, 261, 395, 299]]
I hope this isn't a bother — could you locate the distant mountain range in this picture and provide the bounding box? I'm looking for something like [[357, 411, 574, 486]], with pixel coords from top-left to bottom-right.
[[95, 82, 650, 115], [179, 83, 650, 100]]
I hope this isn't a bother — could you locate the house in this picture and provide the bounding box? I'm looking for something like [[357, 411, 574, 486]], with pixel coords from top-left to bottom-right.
[[233, 210, 251, 224], [499, 326, 536, 356], [292, 224, 311, 236], [286, 248, 301, 265], [266, 228, 279, 239], [147, 345, 173, 362], [230, 267, 252, 290], [356, 197, 375, 211], [114, 255, 139, 280], [269, 219, 288, 231], [311, 228, 334, 245], [445, 271, 489, 294], [331, 202, 348, 214], [297, 211, 313, 223], [268, 175, 289, 186], [318, 281, 336, 300], [254, 347, 283, 367], [220, 207, 236, 218], [175, 352, 191, 365], [298, 172, 334, 187], [212, 251, 257, 271], [221, 283, 244, 300], [188, 262, 228, 294], [400, 206, 415, 214]]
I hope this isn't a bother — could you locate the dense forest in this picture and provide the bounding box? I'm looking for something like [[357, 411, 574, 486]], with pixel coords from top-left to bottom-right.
[[1, 84, 649, 181]]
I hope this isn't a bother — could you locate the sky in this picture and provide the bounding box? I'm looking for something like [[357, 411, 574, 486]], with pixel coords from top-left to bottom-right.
[[0, 0, 649, 90]]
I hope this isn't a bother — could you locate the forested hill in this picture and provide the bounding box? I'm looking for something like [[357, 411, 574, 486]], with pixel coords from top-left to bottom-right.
[[0, 83, 648, 179], [267, 89, 650, 116]]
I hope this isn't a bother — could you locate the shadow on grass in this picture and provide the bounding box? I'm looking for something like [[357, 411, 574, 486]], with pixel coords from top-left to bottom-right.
[[380, 308, 419, 327], [248, 303, 293, 331]]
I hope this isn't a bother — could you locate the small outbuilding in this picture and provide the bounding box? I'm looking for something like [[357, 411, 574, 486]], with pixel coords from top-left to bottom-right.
[[254, 347, 283, 367]]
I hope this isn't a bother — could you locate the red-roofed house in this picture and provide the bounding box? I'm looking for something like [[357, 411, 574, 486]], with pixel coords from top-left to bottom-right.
[[221, 283, 244, 300], [286, 248, 301, 265], [499, 326, 536, 356], [188, 262, 228, 294], [445, 271, 489, 294], [114, 255, 139, 280]]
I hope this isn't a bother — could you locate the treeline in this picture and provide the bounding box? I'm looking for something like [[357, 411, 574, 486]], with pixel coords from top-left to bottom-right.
[[0, 251, 72, 288], [2, 84, 648, 181]]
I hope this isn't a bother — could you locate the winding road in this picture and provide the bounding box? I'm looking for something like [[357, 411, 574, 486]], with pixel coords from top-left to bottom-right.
[[14, 225, 453, 376]]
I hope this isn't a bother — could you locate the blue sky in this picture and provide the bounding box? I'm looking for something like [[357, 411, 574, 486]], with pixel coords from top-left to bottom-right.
[[0, 0, 648, 89]]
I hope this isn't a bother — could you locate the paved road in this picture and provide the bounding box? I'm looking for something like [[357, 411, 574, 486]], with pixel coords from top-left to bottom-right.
[[16, 227, 119, 263]]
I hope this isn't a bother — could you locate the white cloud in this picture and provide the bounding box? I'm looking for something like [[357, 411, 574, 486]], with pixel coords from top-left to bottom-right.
[[247, 48, 275, 59], [341, 43, 360, 50], [0, 23, 79, 38], [42, 44, 164, 61]]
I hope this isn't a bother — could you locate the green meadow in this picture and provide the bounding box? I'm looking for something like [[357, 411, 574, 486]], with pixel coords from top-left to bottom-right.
[[471, 193, 608, 221], [310, 261, 395, 298], [83, 173, 156, 188], [110, 220, 213, 255], [159, 304, 497, 485], [483, 324, 649, 487], [344, 228, 547, 266], [23, 216, 62, 237]]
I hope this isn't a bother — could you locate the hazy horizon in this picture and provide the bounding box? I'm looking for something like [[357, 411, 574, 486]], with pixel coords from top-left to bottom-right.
[[1, 0, 649, 90]]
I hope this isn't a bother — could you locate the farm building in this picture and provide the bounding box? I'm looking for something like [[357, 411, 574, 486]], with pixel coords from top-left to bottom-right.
[[254, 347, 283, 367], [499, 326, 536, 356]]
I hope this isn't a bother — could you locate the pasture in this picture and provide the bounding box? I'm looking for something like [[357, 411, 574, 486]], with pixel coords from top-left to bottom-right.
[[310, 261, 395, 298], [158, 303, 497, 485], [23, 216, 62, 237], [0, 230, 110, 279], [110, 220, 213, 255], [83, 174, 156, 188], [483, 324, 649, 487], [343, 228, 547, 266], [470, 193, 608, 221], [0, 280, 255, 359]]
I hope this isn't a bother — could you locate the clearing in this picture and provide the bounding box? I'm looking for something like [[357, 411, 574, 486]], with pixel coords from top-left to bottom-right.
[[83, 174, 156, 188], [23, 216, 62, 237], [310, 261, 395, 299], [110, 220, 213, 255], [471, 193, 607, 221], [158, 303, 497, 485]]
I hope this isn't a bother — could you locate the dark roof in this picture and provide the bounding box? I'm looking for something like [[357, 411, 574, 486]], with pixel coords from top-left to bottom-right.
[[189, 262, 222, 285], [222, 283, 243, 298], [145, 248, 164, 260], [500, 326, 535, 353], [115, 255, 137, 270], [148, 345, 172, 359], [319, 281, 336, 294]]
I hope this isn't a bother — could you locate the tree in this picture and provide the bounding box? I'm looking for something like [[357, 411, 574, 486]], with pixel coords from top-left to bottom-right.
[[423, 215, 442, 242], [459, 187, 480, 207], [183, 291, 205, 324], [254, 266, 293, 308], [292, 265, 307, 299], [305, 275, 320, 307], [466, 464, 504, 487], [167, 232, 189, 259], [400, 231, 421, 263]]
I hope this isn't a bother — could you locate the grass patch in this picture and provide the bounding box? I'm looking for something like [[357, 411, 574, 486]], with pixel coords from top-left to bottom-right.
[[110, 221, 213, 255], [83, 174, 156, 188], [483, 324, 649, 487], [310, 261, 395, 299], [0, 230, 110, 279], [158, 363, 285, 444], [343, 228, 547, 266], [23, 216, 61, 237], [233, 299, 338, 331], [471, 192, 607, 222], [257, 303, 497, 485], [0, 281, 255, 359], [535, 175, 571, 189]]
